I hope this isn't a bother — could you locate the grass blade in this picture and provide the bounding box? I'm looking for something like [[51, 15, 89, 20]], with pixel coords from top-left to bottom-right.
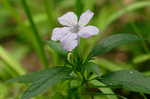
[[21, 0, 49, 68], [98, 1, 150, 30], [43, 0, 55, 27], [0, 46, 26, 75]]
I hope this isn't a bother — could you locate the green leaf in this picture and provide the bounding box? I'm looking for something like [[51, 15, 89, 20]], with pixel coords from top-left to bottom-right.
[[47, 41, 67, 56], [90, 34, 141, 57], [98, 70, 150, 94], [9, 67, 71, 83], [17, 67, 71, 99]]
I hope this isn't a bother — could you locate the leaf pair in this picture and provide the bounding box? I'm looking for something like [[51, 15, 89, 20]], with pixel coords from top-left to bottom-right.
[[9, 67, 72, 99], [88, 33, 150, 94]]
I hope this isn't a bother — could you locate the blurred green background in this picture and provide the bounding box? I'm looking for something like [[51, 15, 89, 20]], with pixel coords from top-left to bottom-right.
[[0, 0, 150, 99]]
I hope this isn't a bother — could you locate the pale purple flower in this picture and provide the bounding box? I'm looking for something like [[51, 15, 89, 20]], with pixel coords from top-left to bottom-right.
[[51, 10, 100, 51]]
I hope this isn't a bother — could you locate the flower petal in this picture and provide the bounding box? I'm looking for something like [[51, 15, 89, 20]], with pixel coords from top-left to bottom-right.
[[60, 33, 78, 51], [51, 27, 70, 41], [78, 26, 99, 38], [61, 40, 78, 51], [58, 12, 78, 26], [78, 10, 94, 26]]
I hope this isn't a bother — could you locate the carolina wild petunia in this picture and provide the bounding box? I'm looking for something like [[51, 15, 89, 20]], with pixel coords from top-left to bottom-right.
[[51, 10, 100, 51]]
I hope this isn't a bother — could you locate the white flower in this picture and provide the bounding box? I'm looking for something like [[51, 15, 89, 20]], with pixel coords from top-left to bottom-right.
[[51, 10, 100, 51]]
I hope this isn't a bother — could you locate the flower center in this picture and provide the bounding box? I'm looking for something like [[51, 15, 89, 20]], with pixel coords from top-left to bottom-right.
[[70, 24, 80, 33]]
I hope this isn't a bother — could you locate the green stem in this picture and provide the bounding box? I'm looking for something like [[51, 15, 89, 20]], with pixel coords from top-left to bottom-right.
[[75, 0, 84, 16], [80, 69, 95, 98], [21, 0, 49, 68], [43, 0, 55, 26], [47, 46, 59, 66]]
